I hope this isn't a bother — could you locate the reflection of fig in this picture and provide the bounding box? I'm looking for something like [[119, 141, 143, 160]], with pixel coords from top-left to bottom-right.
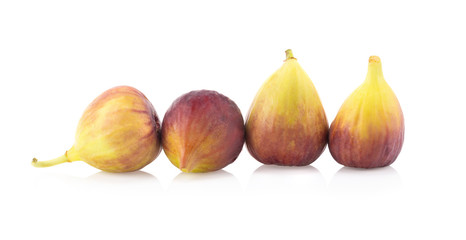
[[170, 170, 241, 194], [161, 90, 244, 173], [330, 167, 402, 194], [245, 49, 328, 166], [329, 56, 404, 168], [248, 165, 326, 194], [32, 86, 162, 172]]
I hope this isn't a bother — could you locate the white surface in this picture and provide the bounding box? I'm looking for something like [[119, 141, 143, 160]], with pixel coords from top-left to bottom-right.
[[1, 0, 465, 239]]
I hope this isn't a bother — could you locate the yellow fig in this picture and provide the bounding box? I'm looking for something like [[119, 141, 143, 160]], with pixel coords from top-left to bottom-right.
[[329, 56, 404, 168], [246, 49, 328, 166], [32, 86, 162, 172]]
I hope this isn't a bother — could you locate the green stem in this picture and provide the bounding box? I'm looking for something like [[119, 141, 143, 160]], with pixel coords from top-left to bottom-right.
[[32, 154, 70, 168], [285, 49, 296, 61]]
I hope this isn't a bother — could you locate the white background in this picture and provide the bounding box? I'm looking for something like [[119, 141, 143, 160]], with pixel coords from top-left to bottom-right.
[[1, 0, 465, 239]]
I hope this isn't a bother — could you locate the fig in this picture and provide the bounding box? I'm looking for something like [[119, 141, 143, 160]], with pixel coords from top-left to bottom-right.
[[162, 90, 244, 173], [32, 86, 162, 172], [245, 49, 328, 166], [329, 56, 404, 168]]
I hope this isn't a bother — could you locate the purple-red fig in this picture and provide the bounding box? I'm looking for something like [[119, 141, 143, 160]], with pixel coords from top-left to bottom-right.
[[162, 90, 245, 173]]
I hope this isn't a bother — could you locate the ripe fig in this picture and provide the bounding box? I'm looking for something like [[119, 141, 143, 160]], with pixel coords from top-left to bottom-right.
[[162, 90, 244, 173], [245, 49, 328, 166], [329, 56, 404, 168], [32, 86, 162, 172]]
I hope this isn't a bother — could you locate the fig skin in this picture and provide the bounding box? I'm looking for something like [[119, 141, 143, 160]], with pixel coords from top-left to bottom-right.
[[328, 56, 404, 168], [161, 90, 245, 173], [245, 49, 328, 166], [32, 86, 162, 172]]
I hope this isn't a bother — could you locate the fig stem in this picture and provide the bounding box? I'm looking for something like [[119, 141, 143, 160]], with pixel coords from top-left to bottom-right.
[[31, 154, 70, 168], [369, 56, 381, 64], [285, 49, 296, 61], [365, 55, 384, 83]]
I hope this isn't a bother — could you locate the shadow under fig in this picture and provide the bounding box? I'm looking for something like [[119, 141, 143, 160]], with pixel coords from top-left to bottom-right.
[[31, 170, 163, 200], [329, 166, 402, 195], [169, 170, 241, 194], [247, 165, 326, 194], [85, 170, 163, 195]]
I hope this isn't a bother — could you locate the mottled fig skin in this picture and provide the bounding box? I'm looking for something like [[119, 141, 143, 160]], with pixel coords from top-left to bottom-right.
[[161, 90, 245, 173], [246, 112, 328, 166], [329, 119, 404, 168], [328, 56, 404, 168], [32, 86, 162, 172]]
